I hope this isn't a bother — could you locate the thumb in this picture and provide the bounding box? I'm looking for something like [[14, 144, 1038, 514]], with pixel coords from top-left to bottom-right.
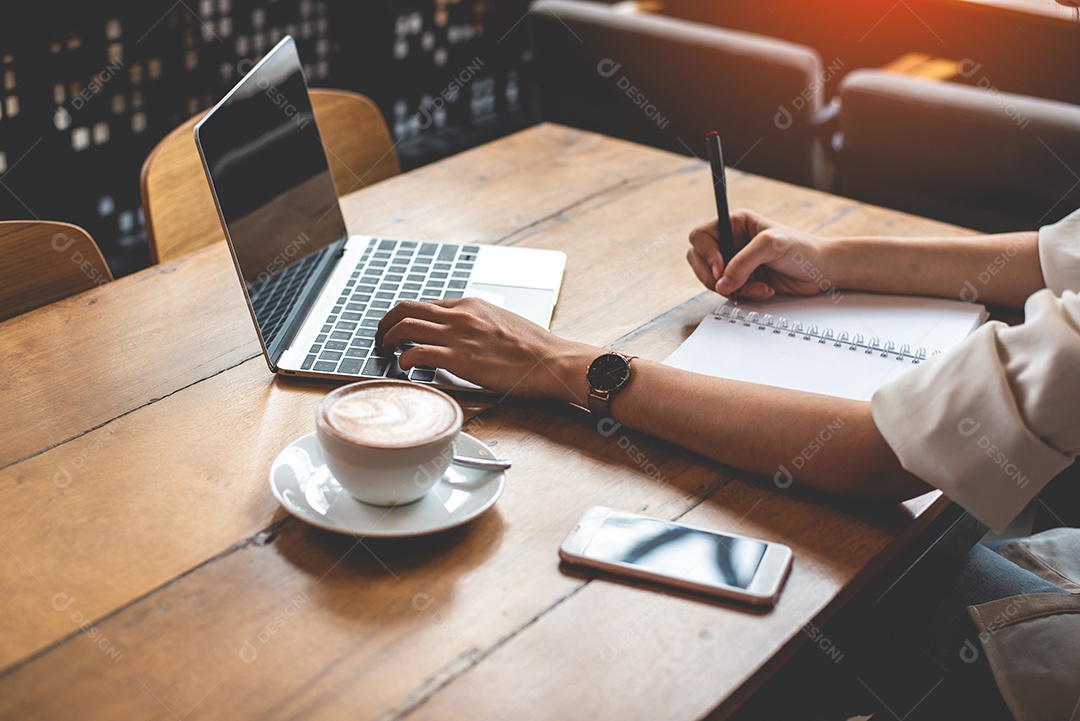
[[716, 233, 776, 295]]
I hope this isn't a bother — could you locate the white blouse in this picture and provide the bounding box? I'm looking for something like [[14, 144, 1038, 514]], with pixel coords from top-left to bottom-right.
[[872, 209, 1080, 533]]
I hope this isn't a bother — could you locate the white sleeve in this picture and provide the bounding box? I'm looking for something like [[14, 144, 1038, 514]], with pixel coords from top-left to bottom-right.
[[871, 210, 1080, 533], [1038, 208, 1080, 295]]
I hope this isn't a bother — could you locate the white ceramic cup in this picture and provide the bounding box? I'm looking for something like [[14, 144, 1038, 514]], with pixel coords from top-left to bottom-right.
[[316, 380, 463, 506]]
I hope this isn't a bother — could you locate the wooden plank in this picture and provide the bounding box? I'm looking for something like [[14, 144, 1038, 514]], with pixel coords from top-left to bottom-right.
[[0, 246, 260, 470], [0, 125, 689, 470]]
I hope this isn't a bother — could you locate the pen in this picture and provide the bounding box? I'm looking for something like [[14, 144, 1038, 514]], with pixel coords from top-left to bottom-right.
[[706, 131, 738, 302]]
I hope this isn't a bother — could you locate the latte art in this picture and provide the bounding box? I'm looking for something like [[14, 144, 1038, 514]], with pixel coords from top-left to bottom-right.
[[323, 383, 460, 448]]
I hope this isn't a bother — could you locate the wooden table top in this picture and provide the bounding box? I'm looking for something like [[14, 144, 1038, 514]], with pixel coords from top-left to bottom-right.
[[0, 124, 972, 721]]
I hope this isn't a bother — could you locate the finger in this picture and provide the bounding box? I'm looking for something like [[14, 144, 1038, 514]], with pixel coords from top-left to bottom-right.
[[424, 296, 465, 309], [739, 281, 776, 300], [686, 248, 717, 290], [380, 317, 450, 350], [396, 344, 454, 372], [376, 300, 450, 344], [688, 223, 726, 281], [716, 232, 780, 296]]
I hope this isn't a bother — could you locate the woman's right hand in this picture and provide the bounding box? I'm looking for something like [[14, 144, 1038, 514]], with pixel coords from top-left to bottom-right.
[[686, 209, 837, 300]]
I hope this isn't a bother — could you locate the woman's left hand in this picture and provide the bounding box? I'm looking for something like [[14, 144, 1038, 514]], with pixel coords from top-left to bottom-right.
[[376, 297, 598, 404]]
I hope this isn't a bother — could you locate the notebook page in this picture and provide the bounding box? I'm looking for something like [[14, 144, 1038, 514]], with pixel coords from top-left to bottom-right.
[[663, 293, 987, 401]]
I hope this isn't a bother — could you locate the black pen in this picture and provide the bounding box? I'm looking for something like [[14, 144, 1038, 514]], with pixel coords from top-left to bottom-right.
[[706, 131, 738, 302]]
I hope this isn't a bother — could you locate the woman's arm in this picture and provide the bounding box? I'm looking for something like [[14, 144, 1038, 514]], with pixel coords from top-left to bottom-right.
[[580, 356, 929, 501], [827, 232, 1042, 308], [689, 210, 1045, 309], [376, 298, 931, 502]]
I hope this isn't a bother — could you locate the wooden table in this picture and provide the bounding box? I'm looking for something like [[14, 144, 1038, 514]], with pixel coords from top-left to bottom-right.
[[0, 124, 973, 720]]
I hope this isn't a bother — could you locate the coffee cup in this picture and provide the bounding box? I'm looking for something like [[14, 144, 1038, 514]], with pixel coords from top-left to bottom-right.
[[316, 380, 463, 506]]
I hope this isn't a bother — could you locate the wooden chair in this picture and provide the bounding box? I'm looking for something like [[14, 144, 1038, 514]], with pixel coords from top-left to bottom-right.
[[0, 221, 113, 322], [141, 88, 401, 264]]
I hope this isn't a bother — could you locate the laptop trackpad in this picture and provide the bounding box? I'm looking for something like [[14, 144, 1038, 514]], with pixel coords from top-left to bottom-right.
[[466, 283, 555, 328]]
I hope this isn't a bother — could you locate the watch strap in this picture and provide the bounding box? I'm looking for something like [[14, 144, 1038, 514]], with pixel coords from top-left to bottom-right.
[[587, 388, 613, 418]]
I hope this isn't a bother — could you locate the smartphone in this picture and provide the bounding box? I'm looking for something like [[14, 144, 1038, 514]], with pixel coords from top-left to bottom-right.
[[559, 506, 793, 606]]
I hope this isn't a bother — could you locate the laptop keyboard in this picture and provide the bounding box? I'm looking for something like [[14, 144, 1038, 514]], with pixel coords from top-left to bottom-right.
[[249, 246, 331, 344], [301, 238, 478, 381]]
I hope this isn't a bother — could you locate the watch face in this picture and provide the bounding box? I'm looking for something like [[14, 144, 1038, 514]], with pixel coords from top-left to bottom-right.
[[588, 353, 631, 392]]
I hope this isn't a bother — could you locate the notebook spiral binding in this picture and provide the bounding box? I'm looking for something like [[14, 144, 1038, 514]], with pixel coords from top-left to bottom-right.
[[714, 304, 942, 364]]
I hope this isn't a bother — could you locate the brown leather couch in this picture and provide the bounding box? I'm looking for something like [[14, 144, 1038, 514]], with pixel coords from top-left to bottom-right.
[[836, 69, 1080, 233]]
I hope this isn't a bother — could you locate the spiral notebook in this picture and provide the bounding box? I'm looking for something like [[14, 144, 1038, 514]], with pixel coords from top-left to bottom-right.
[[664, 293, 988, 400]]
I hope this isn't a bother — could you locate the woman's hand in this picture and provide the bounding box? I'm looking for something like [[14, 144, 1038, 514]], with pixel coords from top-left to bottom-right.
[[687, 209, 837, 300], [376, 297, 599, 404]]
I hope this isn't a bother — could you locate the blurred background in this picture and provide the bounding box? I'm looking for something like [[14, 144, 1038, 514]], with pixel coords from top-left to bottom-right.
[[0, 1, 534, 276], [1, 0, 1078, 277]]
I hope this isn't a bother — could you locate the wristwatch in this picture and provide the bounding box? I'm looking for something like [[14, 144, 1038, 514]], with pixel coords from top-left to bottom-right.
[[586, 352, 637, 419]]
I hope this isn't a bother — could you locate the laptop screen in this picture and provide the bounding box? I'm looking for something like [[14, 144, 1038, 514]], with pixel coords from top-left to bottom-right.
[[195, 36, 348, 358]]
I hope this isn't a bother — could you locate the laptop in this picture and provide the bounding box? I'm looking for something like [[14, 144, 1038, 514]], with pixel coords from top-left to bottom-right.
[[194, 36, 566, 390]]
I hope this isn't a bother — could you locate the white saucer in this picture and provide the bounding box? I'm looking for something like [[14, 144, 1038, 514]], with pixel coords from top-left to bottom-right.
[[270, 432, 505, 537]]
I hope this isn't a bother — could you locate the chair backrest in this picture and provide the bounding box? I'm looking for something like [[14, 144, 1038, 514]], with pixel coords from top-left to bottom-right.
[[141, 88, 400, 264], [0, 221, 113, 322], [837, 69, 1080, 233], [529, 0, 828, 187]]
